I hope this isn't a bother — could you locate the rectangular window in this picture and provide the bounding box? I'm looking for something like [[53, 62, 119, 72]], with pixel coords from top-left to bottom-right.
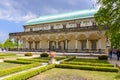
[[81, 40, 86, 50], [63, 24, 66, 29], [91, 40, 97, 50]]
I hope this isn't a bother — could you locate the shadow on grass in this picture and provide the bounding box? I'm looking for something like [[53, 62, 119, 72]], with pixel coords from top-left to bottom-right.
[[115, 74, 120, 79]]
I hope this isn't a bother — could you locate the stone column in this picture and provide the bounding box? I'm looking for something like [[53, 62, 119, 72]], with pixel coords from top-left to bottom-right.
[[48, 40, 50, 49], [99, 37, 101, 49], [33, 41, 35, 49], [65, 39, 68, 50], [56, 40, 58, 49], [39, 40, 41, 49], [75, 39, 78, 49], [87, 39, 89, 49]]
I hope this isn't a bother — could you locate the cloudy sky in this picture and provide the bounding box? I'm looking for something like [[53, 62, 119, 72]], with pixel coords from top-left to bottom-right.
[[0, 0, 97, 42]]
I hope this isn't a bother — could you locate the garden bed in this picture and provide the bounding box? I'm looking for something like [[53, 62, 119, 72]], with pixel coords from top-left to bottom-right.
[[28, 68, 120, 80], [0, 62, 23, 69]]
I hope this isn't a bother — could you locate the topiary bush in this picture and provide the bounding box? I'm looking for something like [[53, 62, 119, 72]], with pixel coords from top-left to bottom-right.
[[25, 52, 33, 56], [98, 55, 108, 60], [40, 52, 48, 57]]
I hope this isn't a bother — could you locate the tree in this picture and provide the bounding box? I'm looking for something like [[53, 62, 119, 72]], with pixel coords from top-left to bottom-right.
[[0, 42, 3, 48], [95, 0, 120, 49], [3, 39, 15, 49]]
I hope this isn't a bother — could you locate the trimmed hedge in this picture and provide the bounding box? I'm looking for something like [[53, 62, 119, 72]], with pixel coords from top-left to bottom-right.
[[17, 58, 48, 62], [25, 52, 33, 56], [0, 62, 41, 77], [61, 62, 114, 67], [64, 56, 76, 61], [0, 53, 16, 56], [98, 55, 108, 60], [4, 64, 55, 80], [55, 64, 119, 72], [40, 52, 48, 57], [4, 60, 33, 64], [67, 58, 108, 63]]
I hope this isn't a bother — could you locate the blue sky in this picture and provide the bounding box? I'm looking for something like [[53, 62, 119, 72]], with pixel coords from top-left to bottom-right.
[[0, 0, 97, 43]]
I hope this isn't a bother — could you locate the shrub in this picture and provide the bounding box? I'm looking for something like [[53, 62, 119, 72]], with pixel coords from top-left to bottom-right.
[[17, 58, 48, 62], [40, 52, 48, 57], [61, 62, 114, 67], [55, 64, 119, 72], [0, 53, 16, 56], [98, 55, 108, 60], [0, 62, 41, 77], [4, 64, 55, 80], [25, 52, 33, 56], [4, 60, 33, 64]]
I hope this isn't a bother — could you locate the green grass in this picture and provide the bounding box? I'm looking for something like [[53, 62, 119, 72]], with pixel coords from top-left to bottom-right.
[[28, 68, 120, 80], [67, 58, 108, 63], [0, 62, 23, 69]]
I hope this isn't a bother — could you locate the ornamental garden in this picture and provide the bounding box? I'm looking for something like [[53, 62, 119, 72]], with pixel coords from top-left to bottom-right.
[[0, 52, 119, 80]]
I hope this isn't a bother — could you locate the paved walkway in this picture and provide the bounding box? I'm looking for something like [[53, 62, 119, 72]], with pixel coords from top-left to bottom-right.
[[108, 54, 120, 67]]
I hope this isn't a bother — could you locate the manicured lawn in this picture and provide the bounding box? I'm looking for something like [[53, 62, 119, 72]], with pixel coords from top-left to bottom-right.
[[67, 58, 108, 63], [28, 68, 120, 80], [0, 62, 23, 69]]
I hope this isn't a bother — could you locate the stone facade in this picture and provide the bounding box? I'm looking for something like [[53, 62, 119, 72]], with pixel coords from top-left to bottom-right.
[[9, 10, 109, 53]]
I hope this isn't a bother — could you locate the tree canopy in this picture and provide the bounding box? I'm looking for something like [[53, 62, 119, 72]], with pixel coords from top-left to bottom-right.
[[95, 0, 120, 49]]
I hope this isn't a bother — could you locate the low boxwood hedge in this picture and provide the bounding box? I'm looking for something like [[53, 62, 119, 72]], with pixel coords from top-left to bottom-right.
[[4, 64, 55, 80], [17, 58, 48, 62], [61, 62, 114, 67], [68, 58, 108, 63], [63, 56, 75, 61], [0, 53, 16, 56], [55, 64, 119, 72], [0, 62, 41, 77], [4, 60, 33, 64]]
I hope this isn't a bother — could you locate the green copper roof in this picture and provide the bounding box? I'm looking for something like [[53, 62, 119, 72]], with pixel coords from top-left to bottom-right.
[[25, 9, 97, 26]]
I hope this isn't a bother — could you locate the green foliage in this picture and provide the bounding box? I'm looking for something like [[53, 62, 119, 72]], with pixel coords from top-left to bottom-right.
[[61, 62, 114, 67], [66, 58, 108, 63], [95, 0, 120, 49], [64, 56, 76, 61], [110, 33, 120, 49], [17, 58, 48, 62], [40, 52, 48, 57], [3, 39, 14, 49], [0, 53, 16, 56], [55, 64, 119, 72], [25, 52, 33, 56], [4, 64, 55, 80], [98, 55, 108, 60], [4, 60, 33, 64], [0, 63, 41, 77]]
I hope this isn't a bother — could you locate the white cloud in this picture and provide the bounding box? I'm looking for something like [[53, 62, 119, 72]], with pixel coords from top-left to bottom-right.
[[0, 0, 38, 22], [43, 7, 59, 14]]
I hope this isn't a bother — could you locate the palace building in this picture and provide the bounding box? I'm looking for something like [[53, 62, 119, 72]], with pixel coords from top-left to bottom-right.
[[9, 9, 109, 53]]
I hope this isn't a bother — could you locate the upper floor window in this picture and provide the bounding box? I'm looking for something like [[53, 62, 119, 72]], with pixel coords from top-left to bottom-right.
[[83, 21, 90, 26], [77, 22, 81, 27], [51, 25, 54, 30], [30, 28, 33, 31], [92, 21, 96, 26], [63, 24, 66, 29]]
